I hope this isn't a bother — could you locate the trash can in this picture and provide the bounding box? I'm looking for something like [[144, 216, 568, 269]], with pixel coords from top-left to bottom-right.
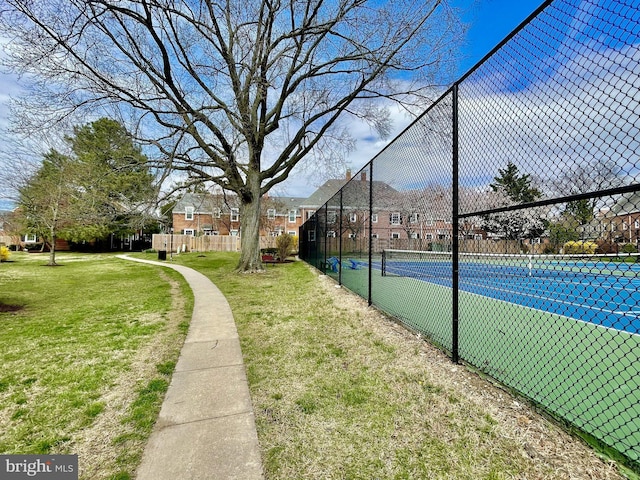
[[158, 250, 167, 260]]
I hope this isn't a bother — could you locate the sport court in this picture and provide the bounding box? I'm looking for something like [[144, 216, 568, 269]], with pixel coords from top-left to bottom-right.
[[333, 251, 640, 463]]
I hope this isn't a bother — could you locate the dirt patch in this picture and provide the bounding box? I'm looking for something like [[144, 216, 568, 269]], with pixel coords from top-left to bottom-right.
[[0, 303, 24, 313], [317, 274, 626, 479]]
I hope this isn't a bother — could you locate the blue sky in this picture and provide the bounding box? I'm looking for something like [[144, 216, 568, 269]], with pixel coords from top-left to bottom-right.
[[452, 0, 545, 77]]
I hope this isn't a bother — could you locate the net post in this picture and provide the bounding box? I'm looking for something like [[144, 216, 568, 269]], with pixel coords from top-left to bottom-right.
[[452, 83, 460, 365]]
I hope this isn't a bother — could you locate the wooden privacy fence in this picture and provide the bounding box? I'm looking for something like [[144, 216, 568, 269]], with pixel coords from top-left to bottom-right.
[[336, 237, 522, 255], [0, 235, 17, 246], [152, 234, 277, 252]]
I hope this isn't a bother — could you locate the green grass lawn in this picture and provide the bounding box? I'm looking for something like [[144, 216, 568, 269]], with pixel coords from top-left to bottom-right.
[[0, 251, 629, 479], [0, 252, 192, 479]]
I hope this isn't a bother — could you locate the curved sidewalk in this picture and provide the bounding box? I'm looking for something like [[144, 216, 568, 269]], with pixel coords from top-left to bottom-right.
[[118, 255, 263, 480]]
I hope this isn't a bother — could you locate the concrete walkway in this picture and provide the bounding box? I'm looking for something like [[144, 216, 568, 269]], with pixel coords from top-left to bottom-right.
[[117, 255, 263, 480]]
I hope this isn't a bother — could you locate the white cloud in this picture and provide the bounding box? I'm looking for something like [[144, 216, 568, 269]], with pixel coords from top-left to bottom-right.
[[455, 41, 640, 202], [0, 71, 21, 130], [277, 103, 416, 197]]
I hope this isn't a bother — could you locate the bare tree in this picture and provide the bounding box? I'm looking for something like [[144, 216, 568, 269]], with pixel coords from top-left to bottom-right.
[[0, 0, 462, 271], [17, 151, 76, 265]]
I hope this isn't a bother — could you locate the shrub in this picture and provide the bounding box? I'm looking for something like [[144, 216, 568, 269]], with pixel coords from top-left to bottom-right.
[[583, 241, 600, 254], [621, 243, 637, 254], [596, 240, 618, 254], [276, 233, 294, 262], [563, 240, 598, 254], [0, 246, 9, 262], [563, 241, 578, 253]]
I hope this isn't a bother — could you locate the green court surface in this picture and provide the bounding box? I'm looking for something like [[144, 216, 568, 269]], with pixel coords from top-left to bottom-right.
[[330, 264, 640, 464]]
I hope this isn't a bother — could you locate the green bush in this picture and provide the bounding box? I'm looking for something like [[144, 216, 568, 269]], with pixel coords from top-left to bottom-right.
[[621, 243, 637, 254]]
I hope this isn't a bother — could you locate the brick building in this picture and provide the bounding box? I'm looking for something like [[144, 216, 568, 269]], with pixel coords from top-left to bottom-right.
[[172, 192, 307, 237]]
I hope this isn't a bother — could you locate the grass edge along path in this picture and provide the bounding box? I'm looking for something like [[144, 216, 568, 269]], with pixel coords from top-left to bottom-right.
[[0, 253, 192, 480], [170, 252, 627, 480]]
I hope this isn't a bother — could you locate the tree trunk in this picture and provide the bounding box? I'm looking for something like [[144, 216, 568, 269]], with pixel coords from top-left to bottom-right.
[[47, 229, 57, 266], [237, 176, 263, 272]]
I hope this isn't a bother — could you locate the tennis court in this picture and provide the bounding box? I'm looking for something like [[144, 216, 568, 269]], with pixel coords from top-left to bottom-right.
[[380, 250, 640, 335], [333, 252, 640, 463]]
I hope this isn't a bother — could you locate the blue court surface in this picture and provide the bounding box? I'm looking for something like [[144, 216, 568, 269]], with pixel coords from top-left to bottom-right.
[[378, 255, 640, 335]]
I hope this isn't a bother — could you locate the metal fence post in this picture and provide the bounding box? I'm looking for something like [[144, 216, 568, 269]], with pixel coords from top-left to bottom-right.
[[339, 189, 343, 285], [323, 206, 328, 273], [452, 84, 460, 364], [368, 163, 373, 306]]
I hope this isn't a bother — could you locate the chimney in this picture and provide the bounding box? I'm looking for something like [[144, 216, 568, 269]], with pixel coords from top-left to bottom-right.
[[361, 171, 367, 182], [346, 169, 352, 181]]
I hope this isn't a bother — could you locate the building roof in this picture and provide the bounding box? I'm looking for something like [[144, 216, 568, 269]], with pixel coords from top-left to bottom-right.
[[172, 193, 214, 214], [267, 197, 307, 211], [172, 171, 394, 214], [301, 176, 397, 210], [610, 191, 640, 216], [299, 179, 348, 208], [173, 192, 306, 214]]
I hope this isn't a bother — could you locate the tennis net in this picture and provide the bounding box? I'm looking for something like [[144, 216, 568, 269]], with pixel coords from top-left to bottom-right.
[[380, 249, 640, 280]]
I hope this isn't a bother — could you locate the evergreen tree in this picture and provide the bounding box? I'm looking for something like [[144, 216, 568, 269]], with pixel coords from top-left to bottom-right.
[[564, 199, 594, 227], [66, 118, 157, 241], [483, 162, 546, 242], [490, 162, 542, 203], [17, 119, 157, 260]]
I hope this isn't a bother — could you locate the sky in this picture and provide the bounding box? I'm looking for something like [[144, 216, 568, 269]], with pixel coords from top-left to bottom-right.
[[452, 0, 545, 77], [281, 0, 547, 197], [0, 0, 551, 204]]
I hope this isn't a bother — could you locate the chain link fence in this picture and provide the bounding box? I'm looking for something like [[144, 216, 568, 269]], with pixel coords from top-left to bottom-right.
[[299, 0, 640, 469]]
